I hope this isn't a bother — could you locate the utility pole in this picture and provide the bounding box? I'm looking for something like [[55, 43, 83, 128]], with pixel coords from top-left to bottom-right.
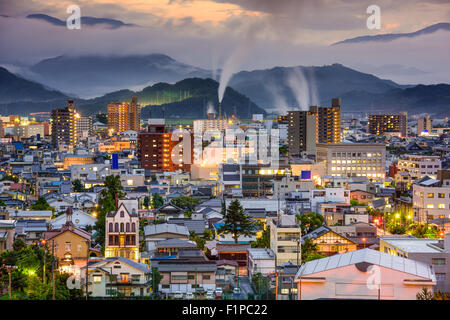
[[85, 239, 90, 300], [51, 240, 55, 300]]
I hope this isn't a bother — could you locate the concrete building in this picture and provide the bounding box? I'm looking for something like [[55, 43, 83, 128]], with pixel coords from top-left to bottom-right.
[[412, 172, 450, 222], [397, 154, 441, 180], [294, 248, 436, 300], [368, 112, 408, 137], [417, 115, 432, 135], [138, 119, 192, 172], [287, 110, 317, 156], [107, 96, 140, 133], [219, 163, 242, 198], [310, 98, 342, 144], [77, 116, 93, 138], [248, 248, 276, 280], [51, 100, 78, 147], [270, 215, 302, 266], [316, 143, 386, 180], [380, 235, 450, 293]]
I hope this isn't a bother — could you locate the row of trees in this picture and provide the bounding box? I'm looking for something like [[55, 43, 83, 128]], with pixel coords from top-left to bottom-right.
[[0, 239, 82, 299]]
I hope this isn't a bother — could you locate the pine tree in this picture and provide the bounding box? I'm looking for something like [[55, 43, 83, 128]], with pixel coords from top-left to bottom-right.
[[218, 199, 255, 243]]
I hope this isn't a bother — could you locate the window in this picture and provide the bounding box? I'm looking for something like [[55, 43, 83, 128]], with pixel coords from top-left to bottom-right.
[[432, 258, 446, 266], [131, 223, 136, 232], [171, 275, 188, 281], [202, 275, 211, 280], [93, 275, 102, 283], [427, 193, 434, 198], [126, 223, 130, 232], [438, 204, 446, 209], [109, 223, 113, 232], [120, 223, 124, 232], [120, 211, 124, 218], [65, 242, 71, 251], [427, 204, 435, 209], [436, 273, 446, 281], [77, 244, 82, 252], [438, 193, 445, 198], [114, 223, 119, 232]]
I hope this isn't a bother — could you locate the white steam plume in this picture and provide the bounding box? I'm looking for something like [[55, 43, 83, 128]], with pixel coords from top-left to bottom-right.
[[265, 81, 289, 115], [206, 101, 215, 114], [218, 25, 257, 103], [286, 67, 310, 110]]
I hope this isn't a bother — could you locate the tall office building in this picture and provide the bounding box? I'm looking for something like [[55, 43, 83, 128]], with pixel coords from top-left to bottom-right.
[[287, 111, 318, 156], [309, 98, 342, 144], [138, 119, 192, 172], [368, 111, 408, 137], [51, 100, 78, 147], [417, 115, 432, 135], [107, 96, 140, 134]]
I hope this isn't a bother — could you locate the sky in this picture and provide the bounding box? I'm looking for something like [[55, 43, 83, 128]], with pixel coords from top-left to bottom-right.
[[0, 0, 450, 85]]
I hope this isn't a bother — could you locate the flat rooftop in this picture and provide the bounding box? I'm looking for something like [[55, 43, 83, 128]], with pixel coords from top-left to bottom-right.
[[382, 238, 442, 253]]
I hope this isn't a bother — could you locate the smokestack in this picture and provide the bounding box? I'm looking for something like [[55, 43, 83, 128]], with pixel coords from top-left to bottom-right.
[[208, 113, 215, 120], [218, 103, 222, 120]]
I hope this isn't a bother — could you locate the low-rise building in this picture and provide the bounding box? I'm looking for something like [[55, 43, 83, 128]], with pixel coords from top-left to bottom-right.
[[294, 248, 436, 300]]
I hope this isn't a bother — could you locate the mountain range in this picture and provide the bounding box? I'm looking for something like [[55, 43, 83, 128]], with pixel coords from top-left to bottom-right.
[[333, 22, 450, 46], [2, 54, 450, 117]]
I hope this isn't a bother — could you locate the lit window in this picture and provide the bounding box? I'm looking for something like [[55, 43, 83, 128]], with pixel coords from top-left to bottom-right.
[[438, 204, 445, 209], [93, 275, 102, 283], [427, 204, 435, 209]]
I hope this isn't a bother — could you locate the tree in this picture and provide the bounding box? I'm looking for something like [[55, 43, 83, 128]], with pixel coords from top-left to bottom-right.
[[251, 272, 270, 298], [152, 193, 164, 209], [296, 213, 324, 235], [171, 196, 201, 211], [143, 196, 150, 209], [72, 179, 85, 192], [1, 175, 19, 183], [251, 225, 270, 248], [0, 199, 6, 207], [350, 199, 367, 207], [189, 231, 206, 250], [151, 267, 163, 298], [94, 175, 124, 252], [29, 197, 54, 212], [218, 199, 256, 243], [301, 238, 321, 262], [416, 287, 434, 300], [279, 145, 288, 156]]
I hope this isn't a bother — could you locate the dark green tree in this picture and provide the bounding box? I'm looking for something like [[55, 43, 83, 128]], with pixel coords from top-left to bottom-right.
[[143, 196, 150, 209], [171, 196, 201, 211], [151, 193, 164, 209], [72, 179, 85, 192], [151, 267, 163, 298], [296, 212, 324, 235], [0, 198, 6, 207], [218, 199, 256, 243], [29, 197, 54, 212], [251, 272, 270, 298], [301, 238, 324, 262]]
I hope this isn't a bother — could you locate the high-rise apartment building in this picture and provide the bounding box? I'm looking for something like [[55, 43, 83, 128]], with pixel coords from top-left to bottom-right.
[[287, 111, 318, 156], [107, 96, 140, 134], [310, 98, 342, 144], [368, 111, 408, 137], [138, 119, 192, 172], [51, 100, 78, 147], [77, 116, 93, 137], [417, 115, 432, 135]]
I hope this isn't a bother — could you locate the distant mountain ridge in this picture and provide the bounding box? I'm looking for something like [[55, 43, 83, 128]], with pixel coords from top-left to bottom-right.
[[333, 22, 450, 45], [0, 66, 67, 103], [26, 13, 137, 29], [2, 59, 450, 117], [28, 54, 211, 97]]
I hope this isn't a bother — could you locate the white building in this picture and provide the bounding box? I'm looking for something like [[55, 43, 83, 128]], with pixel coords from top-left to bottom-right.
[[397, 154, 441, 180], [295, 248, 436, 300], [413, 175, 450, 223], [248, 248, 276, 280], [316, 143, 386, 181]]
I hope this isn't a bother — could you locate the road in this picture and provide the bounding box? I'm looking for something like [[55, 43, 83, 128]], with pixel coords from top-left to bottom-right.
[[235, 276, 254, 299]]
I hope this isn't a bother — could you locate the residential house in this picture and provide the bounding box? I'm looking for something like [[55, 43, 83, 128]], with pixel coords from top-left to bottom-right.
[[302, 225, 358, 257]]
